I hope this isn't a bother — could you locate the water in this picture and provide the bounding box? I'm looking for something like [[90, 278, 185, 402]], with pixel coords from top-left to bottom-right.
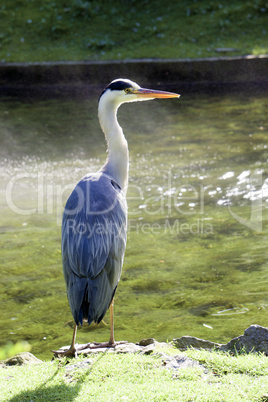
[[0, 89, 267, 360]]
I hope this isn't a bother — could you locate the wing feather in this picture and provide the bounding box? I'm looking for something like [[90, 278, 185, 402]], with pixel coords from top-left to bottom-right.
[[62, 173, 127, 325]]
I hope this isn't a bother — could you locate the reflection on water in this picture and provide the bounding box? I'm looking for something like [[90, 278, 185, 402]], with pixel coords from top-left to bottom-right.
[[212, 307, 249, 316], [0, 89, 267, 360]]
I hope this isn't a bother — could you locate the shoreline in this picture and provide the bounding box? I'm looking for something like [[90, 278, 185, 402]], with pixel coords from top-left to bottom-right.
[[0, 55, 267, 96]]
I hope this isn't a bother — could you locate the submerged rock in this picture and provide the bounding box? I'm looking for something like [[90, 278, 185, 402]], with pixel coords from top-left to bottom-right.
[[173, 336, 222, 351]]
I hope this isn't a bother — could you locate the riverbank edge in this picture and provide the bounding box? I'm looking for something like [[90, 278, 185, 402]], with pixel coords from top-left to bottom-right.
[[2, 325, 267, 365], [0, 55, 267, 95]]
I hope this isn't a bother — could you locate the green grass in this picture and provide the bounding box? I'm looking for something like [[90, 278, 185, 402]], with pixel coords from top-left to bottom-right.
[[0, 0, 267, 62], [1, 348, 268, 401]]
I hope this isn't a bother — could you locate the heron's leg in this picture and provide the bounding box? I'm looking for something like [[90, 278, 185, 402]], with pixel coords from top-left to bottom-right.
[[90, 298, 126, 349], [109, 298, 115, 345], [91, 298, 115, 348], [53, 299, 125, 356], [70, 323, 78, 352], [52, 324, 78, 357]]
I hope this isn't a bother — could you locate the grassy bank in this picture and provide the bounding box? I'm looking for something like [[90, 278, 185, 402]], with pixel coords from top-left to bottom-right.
[[0, 0, 267, 63], [1, 347, 268, 401]]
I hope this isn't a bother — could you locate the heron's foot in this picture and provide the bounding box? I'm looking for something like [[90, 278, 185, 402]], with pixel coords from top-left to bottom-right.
[[52, 340, 128, 357], [52, 345, 78, 358]]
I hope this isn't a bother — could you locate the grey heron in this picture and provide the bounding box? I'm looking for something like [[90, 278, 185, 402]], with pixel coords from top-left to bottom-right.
[[53, 78, 179, 357]]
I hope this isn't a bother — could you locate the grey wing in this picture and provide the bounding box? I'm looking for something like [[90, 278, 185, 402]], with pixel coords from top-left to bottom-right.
[[61, 173, 127, 325]]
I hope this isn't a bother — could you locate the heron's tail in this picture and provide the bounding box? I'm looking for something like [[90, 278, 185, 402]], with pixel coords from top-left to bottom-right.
[[67, 271, 117, 326]]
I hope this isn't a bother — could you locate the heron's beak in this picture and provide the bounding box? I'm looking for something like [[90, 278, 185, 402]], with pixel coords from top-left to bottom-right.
[[132, 88, 180, 99]]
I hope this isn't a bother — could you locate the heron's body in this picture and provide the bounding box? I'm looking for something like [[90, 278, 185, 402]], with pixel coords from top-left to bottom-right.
[[62, 172, 127, 326], [53, 79, 179, 357]]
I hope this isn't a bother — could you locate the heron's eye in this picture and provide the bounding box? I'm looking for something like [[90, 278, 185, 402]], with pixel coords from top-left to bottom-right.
[[125, 88, 131, 94]]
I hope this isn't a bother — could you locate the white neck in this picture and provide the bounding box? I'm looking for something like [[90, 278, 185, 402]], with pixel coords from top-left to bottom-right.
[[98, 97, 129, 194]]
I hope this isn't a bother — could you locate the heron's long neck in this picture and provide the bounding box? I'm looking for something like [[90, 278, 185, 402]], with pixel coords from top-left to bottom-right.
[[98, 100, 129, 194]]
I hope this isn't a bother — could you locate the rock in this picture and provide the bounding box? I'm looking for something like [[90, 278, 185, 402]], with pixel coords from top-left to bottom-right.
[[5, 352, 42, 366], [173, 336, 222, 351], [54, 325, 268, 359], [173, 325, 268, 355], [141, 344, 155, 355], [139, 338, 156, 347], [65, 359, 93, 372], [161, 354, 203, 371], [54, 339, 169, 357], [223, 325, 268, 354], [114, 342, 142, 354]]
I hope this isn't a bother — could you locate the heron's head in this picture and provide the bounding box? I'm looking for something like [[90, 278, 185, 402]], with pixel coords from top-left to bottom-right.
[[99, 78, 180, 107]]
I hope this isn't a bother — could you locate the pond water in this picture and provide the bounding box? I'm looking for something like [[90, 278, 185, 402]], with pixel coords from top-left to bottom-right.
[[0, 87, 267, 360]]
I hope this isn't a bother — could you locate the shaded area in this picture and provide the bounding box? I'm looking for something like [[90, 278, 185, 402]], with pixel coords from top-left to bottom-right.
[[10, 384, 80, 402], [0, 56, 267, 98], [8, 361, 81, 401]]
